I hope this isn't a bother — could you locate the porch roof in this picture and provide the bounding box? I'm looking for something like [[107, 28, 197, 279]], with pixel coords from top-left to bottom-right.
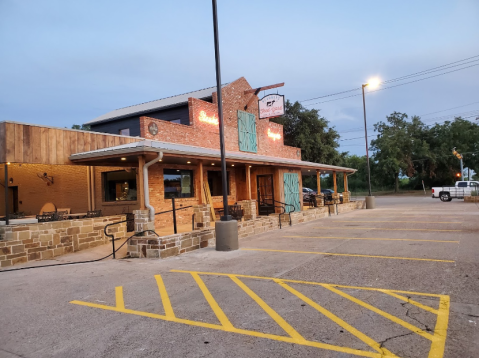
[[69, 140, 357, 174]]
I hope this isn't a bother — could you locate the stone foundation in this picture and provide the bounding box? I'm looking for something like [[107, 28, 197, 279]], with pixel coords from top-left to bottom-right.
[[193, 204, 211, 230], [241, 200, 257, 220], [0, 215, 127, 268], [464, 196, 479, 202]]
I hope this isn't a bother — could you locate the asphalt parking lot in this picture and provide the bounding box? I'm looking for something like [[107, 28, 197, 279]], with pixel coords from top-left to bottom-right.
[[1, 196, 478, 358]]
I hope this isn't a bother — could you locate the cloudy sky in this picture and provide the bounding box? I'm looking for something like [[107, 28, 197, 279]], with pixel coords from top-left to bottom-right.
[[1, 0, 478, 155]]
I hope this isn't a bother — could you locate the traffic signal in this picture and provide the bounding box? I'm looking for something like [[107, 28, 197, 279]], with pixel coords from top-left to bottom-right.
[[456, 173, 461, 178], [452, 148, 463, 159]]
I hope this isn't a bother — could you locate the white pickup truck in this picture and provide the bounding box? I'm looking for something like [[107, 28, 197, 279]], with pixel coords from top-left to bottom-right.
[[432, 181, 479, 201]]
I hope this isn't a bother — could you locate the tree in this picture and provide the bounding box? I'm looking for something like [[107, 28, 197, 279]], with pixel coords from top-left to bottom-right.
[[71, 124, 91, 131], [271, 100, 345, 165]]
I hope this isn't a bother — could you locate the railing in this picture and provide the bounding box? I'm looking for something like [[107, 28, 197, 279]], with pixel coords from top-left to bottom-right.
[[259, 199, 295, 229]]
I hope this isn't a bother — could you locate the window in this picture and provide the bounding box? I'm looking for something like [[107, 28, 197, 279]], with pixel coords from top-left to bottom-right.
[[170, 119, 181, 124], [457, 182, 467, 187], [207, 171, 230, 196], [119, 128, 130, 136], [164, 169, 193, 198], [237, 110, 257, 153], [103, 171, 137, 202]]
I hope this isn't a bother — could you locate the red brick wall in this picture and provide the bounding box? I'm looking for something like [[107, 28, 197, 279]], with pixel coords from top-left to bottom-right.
[[139, 77, 300, 160]]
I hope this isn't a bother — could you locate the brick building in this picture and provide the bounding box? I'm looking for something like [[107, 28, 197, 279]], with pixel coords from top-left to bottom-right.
[[1, 77, 356, 230]]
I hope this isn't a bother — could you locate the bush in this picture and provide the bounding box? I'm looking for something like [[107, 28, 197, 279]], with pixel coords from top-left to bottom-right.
[[471, 190, 478, 196]]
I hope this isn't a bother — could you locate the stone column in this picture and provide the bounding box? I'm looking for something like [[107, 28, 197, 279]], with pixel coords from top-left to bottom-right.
[[133, 209, 155, 234], [241, 200, 257, 221], [193, 204, 211, 230], [342, 191, 351, 203]]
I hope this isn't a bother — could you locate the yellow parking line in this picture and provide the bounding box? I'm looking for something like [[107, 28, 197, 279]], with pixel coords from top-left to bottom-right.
[[115, 286, 125, 310], [429, 296, 450, 358], [286, 236, 459, 243], [191, 272, 234, 330], [276, 280, 398, 357], [380, 290, 439, 315], [230, 275, 305, 342], [240, 248, 455, 263], [333, 220, 462, 224], [155, 274, 175, 318], [323, 284, 436, 342], [314, 226, 462, 232]]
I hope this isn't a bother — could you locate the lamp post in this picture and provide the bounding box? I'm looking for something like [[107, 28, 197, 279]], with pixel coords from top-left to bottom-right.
[[361, 79, 379, 209], [211, 0, 238, 251]]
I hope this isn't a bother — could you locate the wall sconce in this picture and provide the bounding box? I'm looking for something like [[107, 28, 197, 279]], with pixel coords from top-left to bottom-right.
[[9, 178, 13, 184], [37, 172, 54, 185]]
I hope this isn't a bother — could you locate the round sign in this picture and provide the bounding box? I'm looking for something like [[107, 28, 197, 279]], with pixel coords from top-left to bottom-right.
[[148, 122, 158, 136]]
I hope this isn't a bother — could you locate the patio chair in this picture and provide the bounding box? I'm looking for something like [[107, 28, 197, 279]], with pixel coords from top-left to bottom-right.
[[36, 213, 56, 222], [55, 210, 69, 221], [85, 210, 102, 218]]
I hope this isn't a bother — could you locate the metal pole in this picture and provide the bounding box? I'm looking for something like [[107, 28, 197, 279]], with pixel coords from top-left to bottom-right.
[[172, 198, 177, 234], [362, 85, 372, 196], [460, 158, 464, 181], [212, 0, 230, 221], [4, 164, 9, 225], [111, 228, 116, 259]]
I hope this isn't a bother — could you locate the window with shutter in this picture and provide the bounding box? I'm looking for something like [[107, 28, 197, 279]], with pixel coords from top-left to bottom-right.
[[283, 173, 301, 213], [238, 110, 257, 153]]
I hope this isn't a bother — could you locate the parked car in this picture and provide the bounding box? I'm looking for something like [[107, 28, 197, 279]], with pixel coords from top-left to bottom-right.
[[432, 181, 479, 201], [321, 189, 343, 203], [302, 187, 316, 201]]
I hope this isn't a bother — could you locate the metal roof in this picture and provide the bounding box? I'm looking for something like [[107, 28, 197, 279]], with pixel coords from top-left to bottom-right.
[[69, 140, 357, 173], [85, 85, 222, 126]]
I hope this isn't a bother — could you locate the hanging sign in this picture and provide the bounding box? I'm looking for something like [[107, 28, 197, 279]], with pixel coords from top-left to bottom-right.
[[258, 94, 285, 119]]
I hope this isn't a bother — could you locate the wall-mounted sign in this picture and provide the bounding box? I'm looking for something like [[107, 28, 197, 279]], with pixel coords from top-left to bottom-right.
[[258, 94, 285, 119], [198, 110, 219, 125], [267, 128, 281, 141], [148, 122, 158, 135]]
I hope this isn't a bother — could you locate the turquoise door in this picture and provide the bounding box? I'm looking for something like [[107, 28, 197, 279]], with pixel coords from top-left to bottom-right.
[[238, 110, 257, 153], [283, 173, 300, 213]]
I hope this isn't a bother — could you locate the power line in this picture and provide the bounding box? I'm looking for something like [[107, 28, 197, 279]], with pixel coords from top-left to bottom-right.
[[304, 63, 479, 106], [300, 54, 479, 105], [417, 101, 479, 117]]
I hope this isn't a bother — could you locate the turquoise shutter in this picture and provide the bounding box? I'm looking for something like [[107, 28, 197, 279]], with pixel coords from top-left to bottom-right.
[[238, 110, 257, 153], [283, 173, 301, 213]]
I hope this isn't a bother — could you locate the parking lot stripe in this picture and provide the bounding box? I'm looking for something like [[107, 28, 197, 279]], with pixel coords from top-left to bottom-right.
[[115, 287, 125, 310], [314, 227, 462, 232], [191, 272, 234, 330], [333, 220, 462, 224], [380, 290, 439, 315], [276, 280, 398, 357], [155, 275, 175, 318], [240, 248, 455, 263], [429, 296, 450, 358], [285, 236, 459, 243], [229, 275, 306, 342], [323, 284, 436, 342]]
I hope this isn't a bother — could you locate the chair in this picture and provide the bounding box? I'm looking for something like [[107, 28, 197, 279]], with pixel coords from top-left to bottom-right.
[[57, 208, 71, 214], [55, 210, 69, 221], [228, 205, 244, 221], [36, 213, 55, 222], [85, 210, 102, 218]]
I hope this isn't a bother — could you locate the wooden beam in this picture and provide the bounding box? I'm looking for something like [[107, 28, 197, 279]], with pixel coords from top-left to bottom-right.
[[316, 169, 321, 194], [244, 82, 284, 95], [246, 165, 251, 200], [138, 155, 146, 209], [198, 160, 205, 204], [343, 172, 348, 192], [86, 166, 92, 211], [333, 171, 337, 194]]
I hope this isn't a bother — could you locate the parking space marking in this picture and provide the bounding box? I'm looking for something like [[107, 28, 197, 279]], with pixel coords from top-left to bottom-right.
[[333, 220, 461, 224], [240, 248, 455, 263], [314, 226, 462, 232], [285, 236, 459, 243], [71, 270, 450, 358]]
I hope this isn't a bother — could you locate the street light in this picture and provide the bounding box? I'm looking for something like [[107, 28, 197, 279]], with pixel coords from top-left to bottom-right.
[[361, 78, 379, 209], [211, 0, 238, 251]]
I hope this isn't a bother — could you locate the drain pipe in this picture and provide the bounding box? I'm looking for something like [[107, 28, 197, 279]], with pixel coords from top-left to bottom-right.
[[144, 152, 163, 222]]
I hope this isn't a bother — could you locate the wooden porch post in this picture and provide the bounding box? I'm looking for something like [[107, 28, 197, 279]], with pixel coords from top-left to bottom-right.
[[246, 165, 251, 200], [138, 155, 146, 210], [343, 172, 348, 192], [316, 169, 321, 194], [199, 160, 205, 204], [333, 171, 337, 193], [86, 166, 92, 211]]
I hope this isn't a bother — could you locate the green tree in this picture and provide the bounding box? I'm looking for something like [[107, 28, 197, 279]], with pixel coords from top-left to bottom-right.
[[71, 124, 91, 131], [271, 100, 344, 165]]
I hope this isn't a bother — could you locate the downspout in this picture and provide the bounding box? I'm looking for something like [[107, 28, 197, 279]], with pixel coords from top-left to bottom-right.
[[345, 170, 357, 192], [144, 152, 163, 222]]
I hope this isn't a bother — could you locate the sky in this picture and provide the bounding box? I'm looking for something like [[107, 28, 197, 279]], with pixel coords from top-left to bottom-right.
[[1, 0, 478, 155]]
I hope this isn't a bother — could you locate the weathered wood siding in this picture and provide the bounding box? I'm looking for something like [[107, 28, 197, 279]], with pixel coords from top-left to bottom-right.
[[0, 122, 141, 165]]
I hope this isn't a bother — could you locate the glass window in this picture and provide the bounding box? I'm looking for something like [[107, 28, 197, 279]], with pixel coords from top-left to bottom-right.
[[119, 128, 130, 136], [164, 169, 193, 198], [207, 171, 230, 196], [457, 182, 467, 187], [103, 171, 137, 202]]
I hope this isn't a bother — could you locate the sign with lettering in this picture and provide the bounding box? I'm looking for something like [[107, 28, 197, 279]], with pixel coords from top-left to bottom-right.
[[258, 94, 285, 119], [198, 110, 219, 125], [267, 128, 281, 141]]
